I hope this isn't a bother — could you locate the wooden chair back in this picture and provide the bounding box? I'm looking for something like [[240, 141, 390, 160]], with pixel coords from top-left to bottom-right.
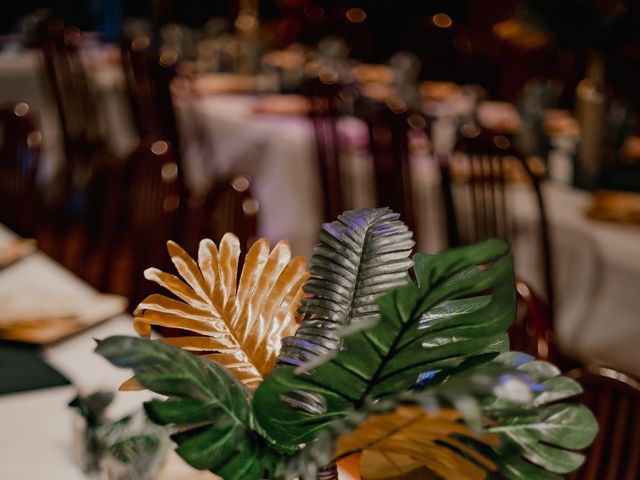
[[364, 100, 417, 237], [442, 128, 555, 317], [39, 20, 108, 235], [511, 279, 555, 362], [567, 366, 640, 480], [304, 77, 345, 221], [0, 105, 41, 236], [120, 35, 180, 150], [185, 177, 258, 254], [40, 22, 101, 164], [98, 140, 184, 306]]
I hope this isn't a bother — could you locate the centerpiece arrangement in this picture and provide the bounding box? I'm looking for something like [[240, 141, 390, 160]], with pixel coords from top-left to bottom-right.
[[96, 208, 597, 479]]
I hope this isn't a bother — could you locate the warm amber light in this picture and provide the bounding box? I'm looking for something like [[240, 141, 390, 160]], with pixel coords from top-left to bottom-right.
[[160, 50, 178, 67], [346, 8, 366, 23], [432, 13, 453, 29], [161, 162, 178, 181], [242, 198, 259, 215], [386, 96, 407, 114], [151, 141, 169, 156], [13, 102, 29, 117], [461, 123, 480, 138], [235, 12, 257, 31], [131, 35, 150, 52], [494, 135, 511, 150], [27, 131, 42, 148], [407, 114, 426, 130], [232, 176, 250, 192], [319, 67, 339, 85]]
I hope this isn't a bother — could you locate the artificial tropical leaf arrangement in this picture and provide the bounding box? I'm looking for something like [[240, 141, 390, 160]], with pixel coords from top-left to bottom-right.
[[96, 208, 598, 480]]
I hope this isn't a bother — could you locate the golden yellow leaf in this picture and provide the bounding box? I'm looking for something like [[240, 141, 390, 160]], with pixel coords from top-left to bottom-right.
[[336, 405, 499, 480], [131, 234, 309, 389]]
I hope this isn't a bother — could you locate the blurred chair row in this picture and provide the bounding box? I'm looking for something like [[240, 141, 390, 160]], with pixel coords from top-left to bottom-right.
[[1, 21, 638, 479], [0, 19, 258, 307], [306, 78, 640, 480], [307, 77, 554, 312]]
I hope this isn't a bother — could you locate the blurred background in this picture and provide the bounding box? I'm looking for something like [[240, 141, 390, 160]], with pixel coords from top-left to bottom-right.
[[0, 2, 640, 477]]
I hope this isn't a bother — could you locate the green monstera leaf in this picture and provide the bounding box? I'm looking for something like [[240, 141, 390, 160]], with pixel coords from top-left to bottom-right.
[[276, 353, 598, 480], [482, 352, 598, 479], [95, 336, 285, 480], [277, 362, 538, 480], [253, 239, 516, 449]]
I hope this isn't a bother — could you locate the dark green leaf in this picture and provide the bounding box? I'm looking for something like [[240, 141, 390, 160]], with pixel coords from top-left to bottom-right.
[[95, 336, 283, 480], [255, 240, 516, 448], [276, 364, 533, 480], [481, 352, 598, 478]]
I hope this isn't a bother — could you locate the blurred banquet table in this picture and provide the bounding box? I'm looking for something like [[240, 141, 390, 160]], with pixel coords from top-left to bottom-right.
[[512, 182, 640, 375], [0, 225, 358, 480], [180, 93, 447, 256], [1, 50, 637, 376], [0, 225, 217, 480], [181, 94, 332, 255], [0, 47, 137, 177]]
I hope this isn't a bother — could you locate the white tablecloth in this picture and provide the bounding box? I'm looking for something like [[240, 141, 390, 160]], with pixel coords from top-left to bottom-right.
[[1, 54, 638, 376], [0, 225, 360, 479], [182, 95, 324, 255], [0, 48, 137, 180], [511, 183, 640, 375], [182, 94, 448, 256], [162, 93, 640, 377], [0, 225, 217, 479], [182, 94, 640, 375]]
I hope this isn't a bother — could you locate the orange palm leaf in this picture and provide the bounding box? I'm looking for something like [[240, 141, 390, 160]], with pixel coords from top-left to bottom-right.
[[131, 234, 309, 389], [336, 405, 499, 480]]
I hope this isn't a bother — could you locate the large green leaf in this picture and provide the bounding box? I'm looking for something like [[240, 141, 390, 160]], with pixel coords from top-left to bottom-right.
[[275, 353, 597, 480], [275, 363, 536, 480], [95, 336, 284, 480], [254, 239, 516, 448], [481, 352, 598, 479], [278, 208, 414, 367]]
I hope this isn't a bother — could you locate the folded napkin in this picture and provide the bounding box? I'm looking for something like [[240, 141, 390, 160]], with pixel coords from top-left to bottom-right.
[[252, 95, 309, 116], [0, 292, 127, 344], [476, 101, 522, 133], [0, 340, 69, 395], [352, 64, 395, 84], [586, 190, 640, 226], [0, 238, 37, 270], [191, 74, 266, 96], [420, 81, 460, 101]]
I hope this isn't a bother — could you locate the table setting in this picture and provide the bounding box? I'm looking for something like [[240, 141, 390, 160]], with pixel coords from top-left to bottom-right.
[[0, 207, 599, 479], [1, 24, 638, 377], [0, 220, 366, 479], [1, 4, 639, 479]]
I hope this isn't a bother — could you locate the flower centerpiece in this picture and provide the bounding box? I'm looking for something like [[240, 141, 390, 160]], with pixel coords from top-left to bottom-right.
[[96, 208, 597, 479]]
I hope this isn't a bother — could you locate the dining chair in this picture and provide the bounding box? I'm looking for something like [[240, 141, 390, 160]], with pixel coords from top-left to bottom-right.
[[0, 104, 41, 237], [152, 176, 258, 339], [303, 76, 345, 222], [510, 279, 555, 362], [183, 176, 258, 255], [37, 19, 114, 274], [40, 21, 104, 213], [120, 35, 181, 153], [440, 127, 555, 319], [96, 140, 185, 307], [362, 99, 418, 240], [404, 14, 474, 85], [566, 365, 640, 480]]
